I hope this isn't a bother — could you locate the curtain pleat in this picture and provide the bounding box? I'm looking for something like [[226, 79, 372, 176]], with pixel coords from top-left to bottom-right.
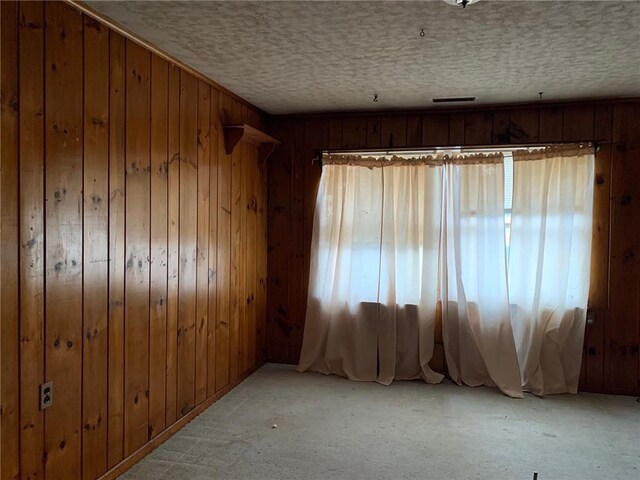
[[299, 147, 594, 397], [440, 160, 523, 398], [298, 163, 444, 385], [509, 150, 594, 395]]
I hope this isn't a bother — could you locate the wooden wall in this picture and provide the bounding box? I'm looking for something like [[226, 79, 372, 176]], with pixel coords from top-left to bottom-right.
[[267, 100, 640, 397], [0, 2, 268, 479]]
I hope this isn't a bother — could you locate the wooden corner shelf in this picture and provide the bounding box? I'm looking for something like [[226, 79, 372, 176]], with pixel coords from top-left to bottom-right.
[[223, 123, 281, 165]]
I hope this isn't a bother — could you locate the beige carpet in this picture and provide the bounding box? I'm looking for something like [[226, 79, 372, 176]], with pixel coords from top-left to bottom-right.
[[120, 363, 640, 480]]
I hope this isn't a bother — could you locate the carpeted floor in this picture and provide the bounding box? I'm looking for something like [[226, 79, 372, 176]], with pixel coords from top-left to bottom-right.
[[119, 363, 639, 480]]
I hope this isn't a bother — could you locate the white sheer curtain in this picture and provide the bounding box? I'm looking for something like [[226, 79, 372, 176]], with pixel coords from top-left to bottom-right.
[[298, 156, 444, 385], [440, 155, 523, 398], [508, 146, 594, 395], [299, 146, 594, 397]]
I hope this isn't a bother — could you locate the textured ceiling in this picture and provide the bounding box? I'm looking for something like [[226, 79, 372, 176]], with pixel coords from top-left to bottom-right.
[[87, 1, 640, 114]]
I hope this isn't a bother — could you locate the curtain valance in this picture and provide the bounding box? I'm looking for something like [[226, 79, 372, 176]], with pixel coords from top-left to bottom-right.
[[513, 143, 593, 161], [323, 151, 504, 168]]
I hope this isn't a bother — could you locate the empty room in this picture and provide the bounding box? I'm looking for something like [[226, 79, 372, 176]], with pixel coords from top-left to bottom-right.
[[1, 1, 639, 479]]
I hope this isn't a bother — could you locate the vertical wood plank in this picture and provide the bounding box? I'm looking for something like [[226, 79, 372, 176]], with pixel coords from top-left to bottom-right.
[[563, 105, 595, 142], [256, 143, 269, 365], [237, 141, 248, 375], [17, 2, 44, 477], [44, 3, 84, 476], [608, 103, 640, 393], [342, 117, 366, 149], [149, 54, 168, 439], [365, 116, 382, 149], [165, 63, 180, 426], [82, 14, 109, 479], [215, 93, 232, 390], [464, 111, 493, 145], [0, 1, 20, 478], [288, 121, 306, 364], [301, 119, 327, 359], [422, 113, 449, 146], [448, 113, 465, 145], [381, 115, 407, 148], [584, 105, 612, 392], [245, 148, 258, 371], [492, 110, 510, 144], [177, 70, 198, 417], [266, 120, 292, 363], [107, 30, 126, 469], [406, 114, 422, 147], [123, 40, 151, 456], [509, 108, 539, 143], [195, 79, 211, 404], [327, 118, 343, 149], [539, 106, 564, 142], [207, 88, 219, 396], [230, 138, 242, 379], [229, 99, 243, 383]]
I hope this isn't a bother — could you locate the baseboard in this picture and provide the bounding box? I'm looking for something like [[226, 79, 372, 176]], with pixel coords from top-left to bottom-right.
[[98, 362, 265, 480]]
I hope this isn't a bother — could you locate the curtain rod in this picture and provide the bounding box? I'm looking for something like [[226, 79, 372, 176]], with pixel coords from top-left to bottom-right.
[[312, 141, 603, 165]]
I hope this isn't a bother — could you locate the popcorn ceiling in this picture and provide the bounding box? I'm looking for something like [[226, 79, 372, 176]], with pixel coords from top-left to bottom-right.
[[88, 1, 640, 114]]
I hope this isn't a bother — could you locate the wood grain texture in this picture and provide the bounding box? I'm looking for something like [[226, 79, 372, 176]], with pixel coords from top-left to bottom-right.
[[563, 105, 595, 142], [215, 93, 232, 392], [123, 39, 151, 456], [422, 113, 449, 146], [464, 111, 493, 145], [177, 70, 198, 417], [195, 80, 211, 404], [266, 121, 293, 363], [165, 62, 181, 427], [1, 2, 268, 477], [381, 115, 407, 148], [268, 100, 639, 395], [149, 53, 168, 440], [288, 122, 306, 365], [510, 108, 539, 143], [207, 88, 220, 396], [1, 1, 20, 478], [342, 117, 366, 150], [608, 102, 640, 394], [18, 1, 45, 477], [229, 98, 244, 383], [82, 14, 110, 479], [539, 107, 564, 142], [107, 30, 126, 470], [44, 3, 84, 477]]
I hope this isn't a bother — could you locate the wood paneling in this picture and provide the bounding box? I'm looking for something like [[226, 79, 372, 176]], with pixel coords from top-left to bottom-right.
[[1, 1, 20, 478], [124, 39, 151, 456], [44, 3, 84, 477], [215, 94, 232, 392], [107, 30, 126, 469], [165, 62, 181, 428], [82, 14, 109, 479], [149, 54, 169, 439], [196, 80, 211, 404], [177, 70, 198, 417], [18, 1, 45, 478], [268, 100, 640, 396], [608, 103, 640, 394], [0, 2, 267, 478], [207, 89, 220, 396]]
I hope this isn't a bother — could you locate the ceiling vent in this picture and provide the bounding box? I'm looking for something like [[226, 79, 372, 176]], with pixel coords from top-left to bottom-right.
[[432, 96, 477, 103]]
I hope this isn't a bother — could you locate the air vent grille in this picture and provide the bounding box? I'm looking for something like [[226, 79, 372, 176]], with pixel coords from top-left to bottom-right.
[[432, 96, 477, 103]]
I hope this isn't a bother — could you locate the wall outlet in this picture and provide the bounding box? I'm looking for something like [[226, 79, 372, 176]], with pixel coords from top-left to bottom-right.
[[40, 381, 53, 410]]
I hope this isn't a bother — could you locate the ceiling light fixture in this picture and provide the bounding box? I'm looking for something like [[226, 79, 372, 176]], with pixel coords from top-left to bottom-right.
[[442, 0, 481, 8]]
